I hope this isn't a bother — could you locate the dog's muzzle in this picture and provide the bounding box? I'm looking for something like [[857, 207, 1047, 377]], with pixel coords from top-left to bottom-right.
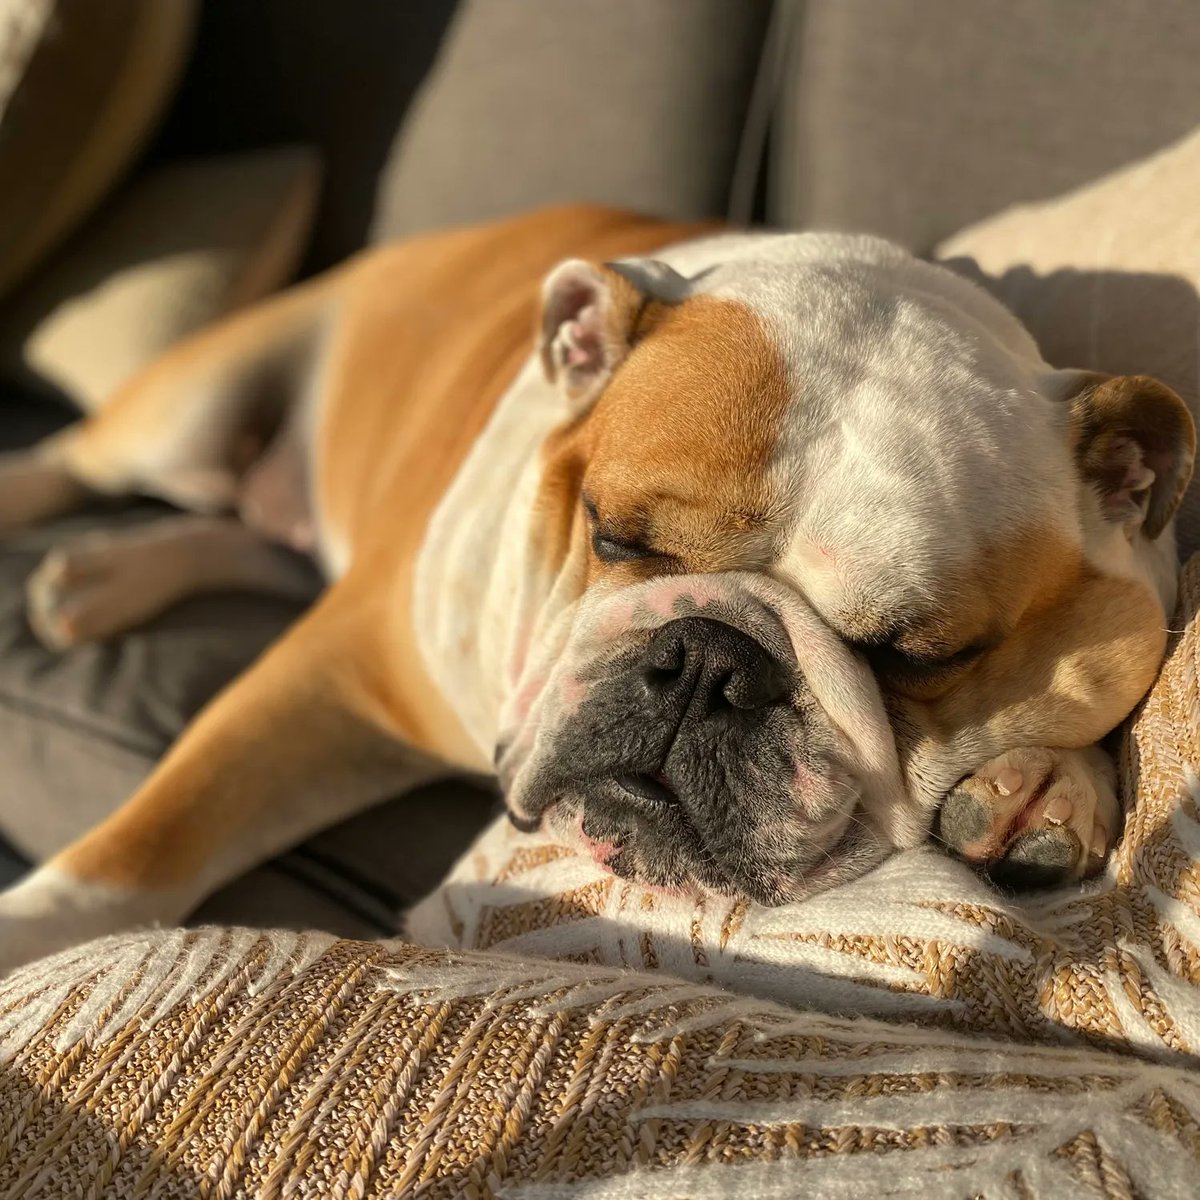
[[579, 617, 787, 851], [509, 615, 862, 904]]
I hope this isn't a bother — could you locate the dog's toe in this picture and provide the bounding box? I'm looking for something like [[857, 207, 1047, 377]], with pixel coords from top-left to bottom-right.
[[25, 541, 124, 650]]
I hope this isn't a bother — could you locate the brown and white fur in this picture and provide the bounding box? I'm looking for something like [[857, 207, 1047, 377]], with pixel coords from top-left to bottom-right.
[[0, 205, 1191, 972]]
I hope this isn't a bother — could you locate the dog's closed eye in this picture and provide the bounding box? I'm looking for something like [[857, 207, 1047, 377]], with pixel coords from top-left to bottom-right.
[[582, 494, 667, 564], [592, 532, 655, 563], [856, 637, 990, 681]]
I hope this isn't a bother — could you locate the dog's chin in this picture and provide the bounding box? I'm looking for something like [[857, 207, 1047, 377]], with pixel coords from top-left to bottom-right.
[[508, 772, 866, 908]]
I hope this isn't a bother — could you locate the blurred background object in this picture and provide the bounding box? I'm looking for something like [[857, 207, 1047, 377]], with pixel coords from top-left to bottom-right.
[[0, 0, 196, 299], [0, 0, 1197, 936]]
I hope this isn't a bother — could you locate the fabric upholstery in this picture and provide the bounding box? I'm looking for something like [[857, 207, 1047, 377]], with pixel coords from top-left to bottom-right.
[[770, 0, 1200, 253], [0, 0, 196, 300], [0, 503, 315, 858], [936, 126, 1200, 555], [410, 553, 1200, 1059], [369, 0, 772, 240], [0, 147, 321, 412], [0, 927, 1196, 1196], [0, 500, 495, 933]]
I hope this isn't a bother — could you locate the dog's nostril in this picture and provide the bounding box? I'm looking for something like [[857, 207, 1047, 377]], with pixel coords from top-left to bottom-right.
[[722, 660, 788, 710], [636, 617, 789, 718], [643, 666, 678, 691], [641, 634, 686, 690]]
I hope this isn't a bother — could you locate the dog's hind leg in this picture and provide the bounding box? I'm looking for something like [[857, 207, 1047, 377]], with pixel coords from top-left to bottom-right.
[[0, 271, 341, 535], [25, 514, 321, 649], [0, 573, 455, 972], [0, 442, 93, 534]]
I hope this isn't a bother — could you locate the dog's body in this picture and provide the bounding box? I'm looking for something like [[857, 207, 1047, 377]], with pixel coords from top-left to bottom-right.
[[0, 205, 1190, 971]]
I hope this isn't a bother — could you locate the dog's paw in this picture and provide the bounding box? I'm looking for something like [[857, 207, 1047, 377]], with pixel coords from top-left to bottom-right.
[[0, 866, 168, 979], [26, 536, 157, 650], [938, 745, 1120, 889]]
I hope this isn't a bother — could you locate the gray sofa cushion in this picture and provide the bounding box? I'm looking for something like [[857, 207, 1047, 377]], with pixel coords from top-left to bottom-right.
[[149, 0, 458, 273], [370, 0, 772, 240], [0, 398, 495, 935], [771, 0, 1200, 253]]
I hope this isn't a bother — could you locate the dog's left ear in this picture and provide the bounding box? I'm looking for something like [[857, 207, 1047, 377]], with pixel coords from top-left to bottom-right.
[[1049, 371, 1196, 539], [539, 258, 688, 412]]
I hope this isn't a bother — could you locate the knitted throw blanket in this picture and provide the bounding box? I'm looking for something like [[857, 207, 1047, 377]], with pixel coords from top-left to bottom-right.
[[0, 929, 1196, 1197]]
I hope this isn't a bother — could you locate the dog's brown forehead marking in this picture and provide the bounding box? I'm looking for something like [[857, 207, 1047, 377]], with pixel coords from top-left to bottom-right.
[[536, 294, 792, 579]]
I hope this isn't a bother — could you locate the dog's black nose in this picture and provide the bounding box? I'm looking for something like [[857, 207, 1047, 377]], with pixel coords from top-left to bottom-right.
[[638, 617, 788, 718]]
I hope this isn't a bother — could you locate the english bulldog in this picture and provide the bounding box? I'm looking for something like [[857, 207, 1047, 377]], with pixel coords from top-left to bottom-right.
[[0, 205, 1190, 971]]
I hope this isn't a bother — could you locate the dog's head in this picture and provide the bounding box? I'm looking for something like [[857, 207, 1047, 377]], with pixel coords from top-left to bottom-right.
[[494, 233, 1194, 904]]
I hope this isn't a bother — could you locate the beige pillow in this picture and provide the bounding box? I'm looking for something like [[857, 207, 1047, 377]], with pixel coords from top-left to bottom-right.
[[410, 552, 1200, 1061], [0, 147, 321, 412], [936, 125, 1200, 553], [0, 0, 197, 300]]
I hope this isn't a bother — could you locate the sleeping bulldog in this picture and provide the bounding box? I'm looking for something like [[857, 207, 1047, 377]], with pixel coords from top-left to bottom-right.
[[0, 205, 1189, 969]]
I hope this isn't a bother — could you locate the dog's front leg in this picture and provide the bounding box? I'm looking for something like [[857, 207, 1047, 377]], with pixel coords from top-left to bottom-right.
[[0, 578, 453, 973]]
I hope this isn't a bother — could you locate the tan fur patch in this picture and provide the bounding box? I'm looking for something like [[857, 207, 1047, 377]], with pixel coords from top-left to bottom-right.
[[57, 205, 721, 891], [892, 524, 1167, 771], [536, 296, 791, 583], [317, 207, 720, 762]]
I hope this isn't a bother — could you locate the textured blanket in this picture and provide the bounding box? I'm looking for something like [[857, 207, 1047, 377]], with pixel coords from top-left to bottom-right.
[[0, 928, 1196, 1197]]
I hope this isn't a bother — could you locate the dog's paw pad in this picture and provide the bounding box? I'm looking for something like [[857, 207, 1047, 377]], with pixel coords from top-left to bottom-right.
[[938, 746, 1118, 889]]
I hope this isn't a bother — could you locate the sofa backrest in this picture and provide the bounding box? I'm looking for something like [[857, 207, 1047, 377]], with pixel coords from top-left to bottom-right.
[[770, 0, 1200, 252], [370, 0, 773, 242]]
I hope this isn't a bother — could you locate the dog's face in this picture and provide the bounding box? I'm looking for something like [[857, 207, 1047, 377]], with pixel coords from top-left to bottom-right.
[[494, 235, 1194, 904]]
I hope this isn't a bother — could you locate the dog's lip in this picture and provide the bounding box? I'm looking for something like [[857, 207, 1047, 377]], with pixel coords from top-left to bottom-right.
[[505, 753, 862, 902], [506, 808, 541, 833], [577, 814, 622, 870], [723, 806, 867, 906], [613, 771, 677, 807]]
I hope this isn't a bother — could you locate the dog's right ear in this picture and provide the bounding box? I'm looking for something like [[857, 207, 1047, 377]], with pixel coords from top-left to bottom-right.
[[539, 258, 688, 413]]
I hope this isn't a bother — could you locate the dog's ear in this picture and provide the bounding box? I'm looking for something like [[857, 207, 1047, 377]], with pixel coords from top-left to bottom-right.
[[1048, 370, 1196, 539], [539, 258, 688, 411]]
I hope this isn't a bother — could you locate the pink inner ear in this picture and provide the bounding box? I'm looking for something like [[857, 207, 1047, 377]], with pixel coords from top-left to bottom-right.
[[559, 305, 605, 374], [542, 260, 629, 400], [1103, 435, 1157, 524], [564, 321, 593, 366], [1121, 459, 1156, 495]]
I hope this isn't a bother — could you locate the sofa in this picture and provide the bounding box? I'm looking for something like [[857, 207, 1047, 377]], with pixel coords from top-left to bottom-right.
[[1, 2, 1199, 1194]]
